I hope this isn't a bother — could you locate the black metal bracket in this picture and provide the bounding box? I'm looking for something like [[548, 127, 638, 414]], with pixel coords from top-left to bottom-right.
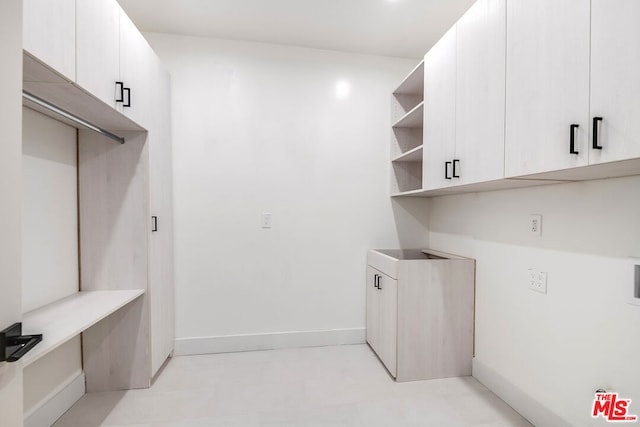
[[1, 323, 42, 363]]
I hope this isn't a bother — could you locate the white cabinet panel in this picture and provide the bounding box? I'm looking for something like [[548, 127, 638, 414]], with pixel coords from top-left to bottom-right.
[[23, 0, 75, 81], [505, 0, 590, 177], [590, 0, 640, 165], [149, 62, 175, 376], [423, 26, 456, 191], [119, 9, 154, 128], [22, 108, 78, 313], [455, 0, 505, 185], [366, 267, 397, 378], [76, 0, 120, 107]]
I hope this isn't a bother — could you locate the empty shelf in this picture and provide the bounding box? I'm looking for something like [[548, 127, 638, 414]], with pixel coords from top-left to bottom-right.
[[21, 290, 145, 367], [392, 145, 423, 162], [392, 102, 424, 129]]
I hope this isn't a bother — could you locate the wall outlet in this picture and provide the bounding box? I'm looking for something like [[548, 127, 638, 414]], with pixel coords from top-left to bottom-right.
[[528, 268, 547, 294], [261, 213, 272, 229], [530, 215, 542, 236]]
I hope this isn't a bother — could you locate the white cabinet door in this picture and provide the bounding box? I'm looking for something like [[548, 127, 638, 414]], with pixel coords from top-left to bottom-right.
[[504, 0, 590, 177], [119, 9, 154, 128], [366, 267, 379, 356], [76, 0, 120, 108], [590, 0, 640, 164], [366, 267, 397, 378], [23, 0, 75, 81], [455, 0, 506, 185], [149, 62, 175, 376], [0, 2, 24, 424], [423, 26, 457, 190], [376, 271, 397, 378]]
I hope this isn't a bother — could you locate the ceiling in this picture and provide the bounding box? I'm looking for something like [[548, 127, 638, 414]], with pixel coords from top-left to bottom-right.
[[116, 0, 476, 59]]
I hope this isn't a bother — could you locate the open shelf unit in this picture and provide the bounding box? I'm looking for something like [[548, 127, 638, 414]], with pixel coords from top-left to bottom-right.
[[391, 60, 424, 195], [22, 290, 145, 367]]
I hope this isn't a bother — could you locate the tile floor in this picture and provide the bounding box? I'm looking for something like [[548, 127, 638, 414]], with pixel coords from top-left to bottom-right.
[[54, 344, 532, 427]]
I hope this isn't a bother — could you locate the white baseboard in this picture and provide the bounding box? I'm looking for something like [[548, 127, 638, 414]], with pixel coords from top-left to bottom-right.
[[24, 372, 85, 427], [472, 358, 571, 427], [175, 328, 366, 356]]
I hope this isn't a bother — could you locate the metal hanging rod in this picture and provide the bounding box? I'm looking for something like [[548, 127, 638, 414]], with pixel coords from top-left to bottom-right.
[[22, 91, 125, 144]]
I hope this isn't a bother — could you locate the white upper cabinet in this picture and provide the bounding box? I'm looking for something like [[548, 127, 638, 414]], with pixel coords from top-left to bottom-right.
[[423, 0, 505, 191], [23, 0, 76, 81], [119, 9, 155, 128], [455, 0, 506, 185], [76, 0, 120, 108], [590, 0, 640, 164], [423, 26, 457, 191], [504, 0, 591, 177]]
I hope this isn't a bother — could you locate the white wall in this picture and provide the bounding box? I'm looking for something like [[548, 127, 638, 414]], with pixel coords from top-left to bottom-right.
[[428, 176, 640, 426], [22, 107, 83, 418], [145, 33, 429, 353]]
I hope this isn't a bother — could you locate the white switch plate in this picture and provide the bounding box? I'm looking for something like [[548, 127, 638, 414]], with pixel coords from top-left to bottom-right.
[[530, 215, 542, 236], [261, 213, 273, 229], [528, 268, 547, 294]]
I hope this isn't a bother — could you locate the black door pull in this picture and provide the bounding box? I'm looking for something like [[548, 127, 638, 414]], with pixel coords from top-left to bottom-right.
[[115, 81, 124, 103], [593, 117, 603, 150], [570, 124, 579, 154], [452, 159, 460, 178], [123, 87, 131, 108], [151, 216, 158, 232], [445, 161, 452, 180]]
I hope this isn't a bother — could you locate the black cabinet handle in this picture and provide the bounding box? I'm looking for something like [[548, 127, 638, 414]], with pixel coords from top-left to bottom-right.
[[151, 216, 158, 232], [115, 81, 124, 103], [373, 274, 382, 290], [570, 124, 579, 154], [453, 159, 460, 178], [376, 275, 382, 290], [123, 87, 131, 108], [592, 117, 603, 150], [445, 161, 452, 180]]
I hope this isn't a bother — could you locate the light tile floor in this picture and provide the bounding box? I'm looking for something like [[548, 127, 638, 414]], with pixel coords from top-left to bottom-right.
[[54, 344, 533, 427]]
